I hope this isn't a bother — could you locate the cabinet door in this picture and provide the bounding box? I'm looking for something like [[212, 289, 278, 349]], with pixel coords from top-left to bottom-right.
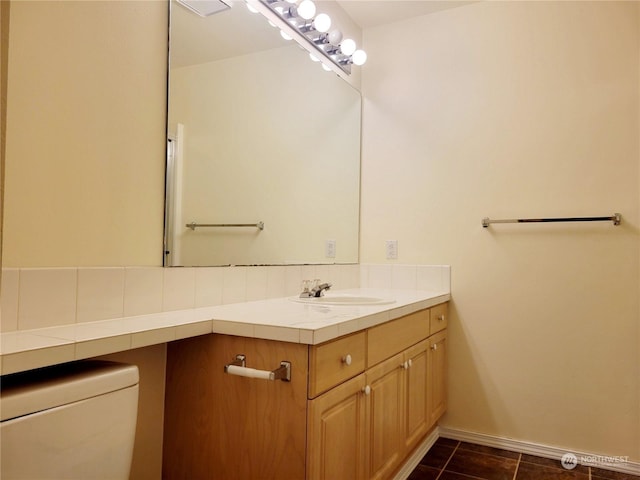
[[428, 330, 448, 428], [366, 353, 405, 480], [307, 373, 367, 480], [404, 339, 429, 452]]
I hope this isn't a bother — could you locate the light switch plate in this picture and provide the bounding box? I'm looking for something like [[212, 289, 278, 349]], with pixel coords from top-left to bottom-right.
[[326, 240, 336, 258], [385, 240, 398, 260]]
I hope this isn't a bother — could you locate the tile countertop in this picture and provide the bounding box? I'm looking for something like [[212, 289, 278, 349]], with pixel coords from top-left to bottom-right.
[[0, 288, 450, 376]]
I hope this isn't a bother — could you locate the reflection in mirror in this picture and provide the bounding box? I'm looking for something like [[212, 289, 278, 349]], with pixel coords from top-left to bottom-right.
[[165, 0, 362, 267]]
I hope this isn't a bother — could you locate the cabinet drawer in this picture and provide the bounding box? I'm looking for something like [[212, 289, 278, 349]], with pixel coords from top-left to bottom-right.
[[430, 303, 448, 335], [309, 332, 366, 398], [367, 309, 430, 367]]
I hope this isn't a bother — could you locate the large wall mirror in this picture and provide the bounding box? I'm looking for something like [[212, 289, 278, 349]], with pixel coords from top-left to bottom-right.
[[165, 0, 362, 267]]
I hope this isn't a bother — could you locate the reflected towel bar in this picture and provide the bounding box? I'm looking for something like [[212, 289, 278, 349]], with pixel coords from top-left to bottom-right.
[[186, 221, 264, 231], [482, 213, 621, 228]]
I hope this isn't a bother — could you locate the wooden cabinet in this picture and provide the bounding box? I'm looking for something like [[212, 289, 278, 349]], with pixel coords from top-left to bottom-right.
[[309, 331, 366, 398], [366, 353, 405, 480], [404, 340, 429, 452], [163, 302, 448, 480], [163, 335, 309, 480], [307, 374, 367, 480], [428, 330, 448, 427]]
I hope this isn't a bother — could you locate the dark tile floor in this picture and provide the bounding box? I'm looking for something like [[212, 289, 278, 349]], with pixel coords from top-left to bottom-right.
[[409, 438, 639, 480]]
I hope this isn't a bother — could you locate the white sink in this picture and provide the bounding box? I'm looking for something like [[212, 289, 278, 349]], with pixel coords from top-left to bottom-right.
[[292, 293, 395, 306]]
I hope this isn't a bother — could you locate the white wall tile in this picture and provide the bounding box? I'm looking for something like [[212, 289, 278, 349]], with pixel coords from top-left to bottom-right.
[[222, 267, 247, 305], [442, 266, 451, 290], [77, 268, 125, 323], [1, 269, 20, 332], [366, 264, 393, 289], [340, 264, 361, 289], [266, 266, 286, 299], [246, 267, 268, 301], [359, 264, 370, 287], [284, 265, 303, 296], [195, 267, 224, 307], [18, 268, 77, 329], [163, 268, 195, 311], [300, 265, 317, 284], [391, 265, 417, 289], [6, 264, 450, 334], [313, 265, 331, 284], [124, 267, 163, 316], [417, 265, 445, 291]]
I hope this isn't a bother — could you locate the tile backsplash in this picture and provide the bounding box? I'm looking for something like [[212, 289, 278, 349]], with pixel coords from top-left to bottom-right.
[[0, 264, 450, 333]]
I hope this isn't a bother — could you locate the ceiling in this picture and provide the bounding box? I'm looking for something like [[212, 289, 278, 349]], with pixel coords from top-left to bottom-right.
[[335, 1, 476, 28]]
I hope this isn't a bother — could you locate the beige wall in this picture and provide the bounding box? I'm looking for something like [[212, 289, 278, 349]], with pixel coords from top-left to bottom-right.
[[2, 3, 169, 478], [2, 1, 166, 267], [361, 1, 639, 459]]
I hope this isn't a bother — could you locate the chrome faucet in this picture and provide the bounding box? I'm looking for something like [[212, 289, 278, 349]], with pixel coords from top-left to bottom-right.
[[300, 280, 332, 298]]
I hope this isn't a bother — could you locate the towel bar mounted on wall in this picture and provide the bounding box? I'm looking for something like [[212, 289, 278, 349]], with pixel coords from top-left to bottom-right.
[[482, 213, 622, 228], [186, 221, 265, 231]]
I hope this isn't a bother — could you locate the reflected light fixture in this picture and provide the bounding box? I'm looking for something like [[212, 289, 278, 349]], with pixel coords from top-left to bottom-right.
[[246, 0, 367, 76]]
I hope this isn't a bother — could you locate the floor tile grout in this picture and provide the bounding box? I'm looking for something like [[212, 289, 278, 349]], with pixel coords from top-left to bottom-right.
[[511, 452, 522, 480], [435, 440, 459, 480]]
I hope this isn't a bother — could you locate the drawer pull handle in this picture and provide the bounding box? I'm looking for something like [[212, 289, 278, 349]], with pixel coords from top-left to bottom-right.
[[342, 354, 352, 366], [362, 385, 371, 396], [438, 314, 445, 322], [224, 354, 291, 382], [402, 359, 413, 370]]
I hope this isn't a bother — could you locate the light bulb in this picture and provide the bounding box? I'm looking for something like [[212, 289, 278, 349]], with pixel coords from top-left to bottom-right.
[[340, 38, 356, 56], [321, 63, 332, 72], [309, 53, 320, 62], [313, 13, 331, 33], [328, 29, 343, 45], [297, 0, 316, 19], [280, 30, 292, 40], [246, 3, 259, 13], [352, 49, 367, 66]]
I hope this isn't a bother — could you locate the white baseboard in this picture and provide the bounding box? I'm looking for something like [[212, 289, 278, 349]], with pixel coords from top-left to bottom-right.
[[439, 426, 640, 476], [393, 427, 440, 480]]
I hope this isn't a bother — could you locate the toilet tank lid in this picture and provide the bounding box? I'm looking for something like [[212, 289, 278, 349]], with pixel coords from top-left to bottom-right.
[[0, 361, 139, 422]]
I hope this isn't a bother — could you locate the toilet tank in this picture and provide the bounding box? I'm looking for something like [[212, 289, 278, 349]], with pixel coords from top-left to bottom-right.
[[0, 360, 139, 480]]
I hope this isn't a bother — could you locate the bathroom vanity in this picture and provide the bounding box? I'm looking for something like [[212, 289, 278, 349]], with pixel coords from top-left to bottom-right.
[[0, 285, 449, 480], [163, 301, 448, 480]]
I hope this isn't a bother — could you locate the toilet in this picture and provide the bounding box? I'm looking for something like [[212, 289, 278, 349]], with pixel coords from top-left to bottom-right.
[[0, 360, 139, 480]]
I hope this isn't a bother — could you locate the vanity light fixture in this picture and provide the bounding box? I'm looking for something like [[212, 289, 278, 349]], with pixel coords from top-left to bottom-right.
[[245, 0, 367, 78]]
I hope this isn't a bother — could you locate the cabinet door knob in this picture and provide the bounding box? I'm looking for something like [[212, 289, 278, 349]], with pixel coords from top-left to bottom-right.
[[438, 314, 445, 322], [407, 359, 413, 368], [362, 385, 371, 396], [431, 344, 438, 351], [401, 361, 409, 370], [342, 354, 352, 366]]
